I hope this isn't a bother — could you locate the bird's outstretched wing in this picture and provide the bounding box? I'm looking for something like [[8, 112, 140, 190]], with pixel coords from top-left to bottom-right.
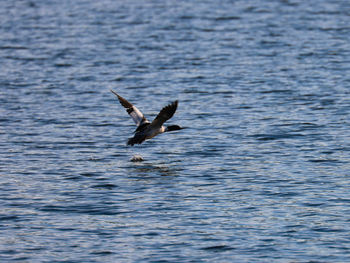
[[111, 90, 148, 126], [150, 100, 178, 129]]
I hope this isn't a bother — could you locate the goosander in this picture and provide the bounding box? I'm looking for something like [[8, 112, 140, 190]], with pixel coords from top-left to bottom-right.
[[111, 90, 183, 146]]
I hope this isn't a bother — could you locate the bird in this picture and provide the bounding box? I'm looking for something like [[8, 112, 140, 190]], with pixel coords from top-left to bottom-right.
[[111, 90, 183, 146]]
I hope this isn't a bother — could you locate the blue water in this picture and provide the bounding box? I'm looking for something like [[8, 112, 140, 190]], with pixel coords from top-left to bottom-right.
[[1, 0, 350, 262]]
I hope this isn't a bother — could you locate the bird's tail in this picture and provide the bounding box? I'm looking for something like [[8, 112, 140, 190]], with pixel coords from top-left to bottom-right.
[[127, 134, 146, 146]]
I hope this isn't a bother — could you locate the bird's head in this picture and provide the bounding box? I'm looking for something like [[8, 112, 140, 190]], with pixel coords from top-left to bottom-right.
[[165, 125, 184, 132]]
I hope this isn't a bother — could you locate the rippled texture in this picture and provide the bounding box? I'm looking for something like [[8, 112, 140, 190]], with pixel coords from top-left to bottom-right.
[[1, 0, 350, 262]]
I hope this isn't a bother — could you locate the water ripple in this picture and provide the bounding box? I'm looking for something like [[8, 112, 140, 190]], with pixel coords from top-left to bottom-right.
[[1, 0, 350, 262]]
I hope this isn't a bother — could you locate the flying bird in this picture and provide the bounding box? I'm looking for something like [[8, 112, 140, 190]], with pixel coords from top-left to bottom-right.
[[111, 90, 183, 146]]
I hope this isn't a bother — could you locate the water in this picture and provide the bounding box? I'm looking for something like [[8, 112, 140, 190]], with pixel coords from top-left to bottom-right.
[[1, 0, 350, 262]]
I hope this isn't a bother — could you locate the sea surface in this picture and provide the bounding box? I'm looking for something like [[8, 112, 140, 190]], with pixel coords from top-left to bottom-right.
[[1, 0, 350, 262]]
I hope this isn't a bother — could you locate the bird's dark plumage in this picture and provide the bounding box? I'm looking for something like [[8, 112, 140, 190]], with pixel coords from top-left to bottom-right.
[[111, 90, 183, 146], [151, 100, 178, 129]]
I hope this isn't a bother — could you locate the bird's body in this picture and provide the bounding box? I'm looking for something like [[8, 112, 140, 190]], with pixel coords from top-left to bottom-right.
[[111, 90, 183, 146]]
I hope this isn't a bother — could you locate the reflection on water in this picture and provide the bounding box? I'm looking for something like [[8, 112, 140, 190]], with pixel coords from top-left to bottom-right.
[[131, 162, 179, 177]]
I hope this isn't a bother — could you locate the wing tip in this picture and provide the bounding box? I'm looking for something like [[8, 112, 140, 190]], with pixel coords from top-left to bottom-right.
[[161, 100, 179, 120], [110, 89, 118, 97], [111, 90, 134, 109], [168, 100, 178, 109], [111, 89, 124, 102], [171, 100, 178, 111]]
